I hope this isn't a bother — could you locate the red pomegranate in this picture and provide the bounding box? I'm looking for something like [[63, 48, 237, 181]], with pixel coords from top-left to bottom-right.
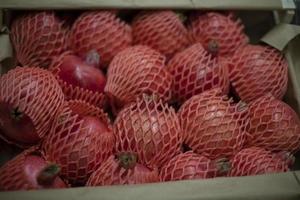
[[228, 44, 288, 102], [246, 94, 300, 152], [229, 147, 290, 176], [160, 151, 229, 181], [50, 52, 107, 108], [10, 11, 68, 68], [0, 148, 67, 191], [87, 154, 159, 186], [69, 11, 132, 69], [42, 100, 114, 185], [105, 45, 172, 112], [167, 43, 229, 104], [0, 67, 64, 147], [188, 12, 248, 57], [132, 10, 190, 59], [114, 95, 182, 169], [178, 88, 248, 160]]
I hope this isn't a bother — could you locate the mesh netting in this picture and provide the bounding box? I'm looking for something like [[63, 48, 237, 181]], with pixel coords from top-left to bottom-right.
[[229, 147, 289, 176], [228, 44, 288, 103], [178, 88, 248, 160], [159, 151, 218, 181], [49, 51, 107, 109], [105, 45, 172, 111], [246, 94, 300, 152], [87, 155, 159, 186], [0, 67, 64, 147], [167, 43, 229, 104], [0, 147, 67, 191], [11, 11, 68, 68], [42, 100, 114, 186], [188, 12, 248, 57], [69, 11, 132, 69], [114, 95, 182, 169], [132, 10, 191, 59]]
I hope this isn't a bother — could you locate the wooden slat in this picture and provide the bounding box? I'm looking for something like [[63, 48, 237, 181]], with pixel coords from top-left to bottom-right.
[[0, 0, 295, 10]]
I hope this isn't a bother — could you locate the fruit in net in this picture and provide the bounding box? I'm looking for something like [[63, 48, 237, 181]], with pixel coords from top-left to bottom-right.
[[10, 11, 68, 68], [228, 44, 288, 102], [50, 51, 107, 108], [0, 67, 64, 147], [114, 95, 182, 169], [87, 153, 159, 186], [132, 10, 190, 59], [160, 151, 229, 181], [167, 43, 229, 104], [0, 148, 67, 191], [42, 100, 114, 185], [246, 94, 300, 152], [105, 45, 172, 112], [229, 147, 290, 176], [188, 12, 248, 57], [178, 88, 248, 159], [69, 11, 132, 69]]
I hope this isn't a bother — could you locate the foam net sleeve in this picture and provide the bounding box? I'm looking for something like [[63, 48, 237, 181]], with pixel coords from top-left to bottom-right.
[[0, 67, 65, 146], [228, 45, 288, 103], [11, 11, 68, 68], [42, 100, 114, 186], [113, 95, 182, 169]]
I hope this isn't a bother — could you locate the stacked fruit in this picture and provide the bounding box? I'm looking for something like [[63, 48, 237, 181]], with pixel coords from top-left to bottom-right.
[[0, 10, 299, 191]]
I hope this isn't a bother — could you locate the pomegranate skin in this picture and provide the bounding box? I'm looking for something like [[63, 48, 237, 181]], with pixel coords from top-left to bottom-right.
[[0, 148, 67, 191], [50, 52, 107, 108], [188, 12, 248, 57], [246, 94, 300, 152], [178, 88, 248, 160], [0, 67, 64, 147], [10, 11, 68, 68], [42, 100, 114, 185], [105, 45, 172, 111], [228, 44, 288, 102], [167, 43, 229, 104], [132, 10, 190, 59], [69, 11, 132, 69], [229, 147, 289, 176], [114, 95, 182, 169], [160, 151, 220, 182], [87, 155, 159, 186]]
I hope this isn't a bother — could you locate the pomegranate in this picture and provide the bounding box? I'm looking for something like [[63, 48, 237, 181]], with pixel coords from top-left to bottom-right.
[[246, 94, 300, 152], [69, 11, 132, 69], [228, 44, 288, 102], [87, 154, 159, 186], [50, 52, 107, 108], [0, 148, 67, 191], [10, 11, 68, 68], [167, 43, 229, 104], [0, 67, 64, 147], [229, 147, 290, 176], [42, 100, 114, 185], [105, 45, 172, 112], [114, 95, 182, 169], [160, 151, 229, 181], [178, 88, 248, 160], [188, 12, 248, 56], [132, 10, 190, 59]]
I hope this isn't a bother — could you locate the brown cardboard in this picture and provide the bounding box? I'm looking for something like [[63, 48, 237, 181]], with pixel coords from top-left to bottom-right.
[[0, 172, 299, 200], [0, 0, 296, 10]]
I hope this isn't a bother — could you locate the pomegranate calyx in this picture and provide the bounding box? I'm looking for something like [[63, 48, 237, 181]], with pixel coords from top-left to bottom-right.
[[85, 49, 101, 68], [117, 152, 137, 170], [275, 151, 295, 168], [175, 12, 187, 23], [215, 158, 231, 175], [207, 40, 219, 55], [236, 101, 248, 112], [11, 107, 24, 121], [37, 164, 61, 186]]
